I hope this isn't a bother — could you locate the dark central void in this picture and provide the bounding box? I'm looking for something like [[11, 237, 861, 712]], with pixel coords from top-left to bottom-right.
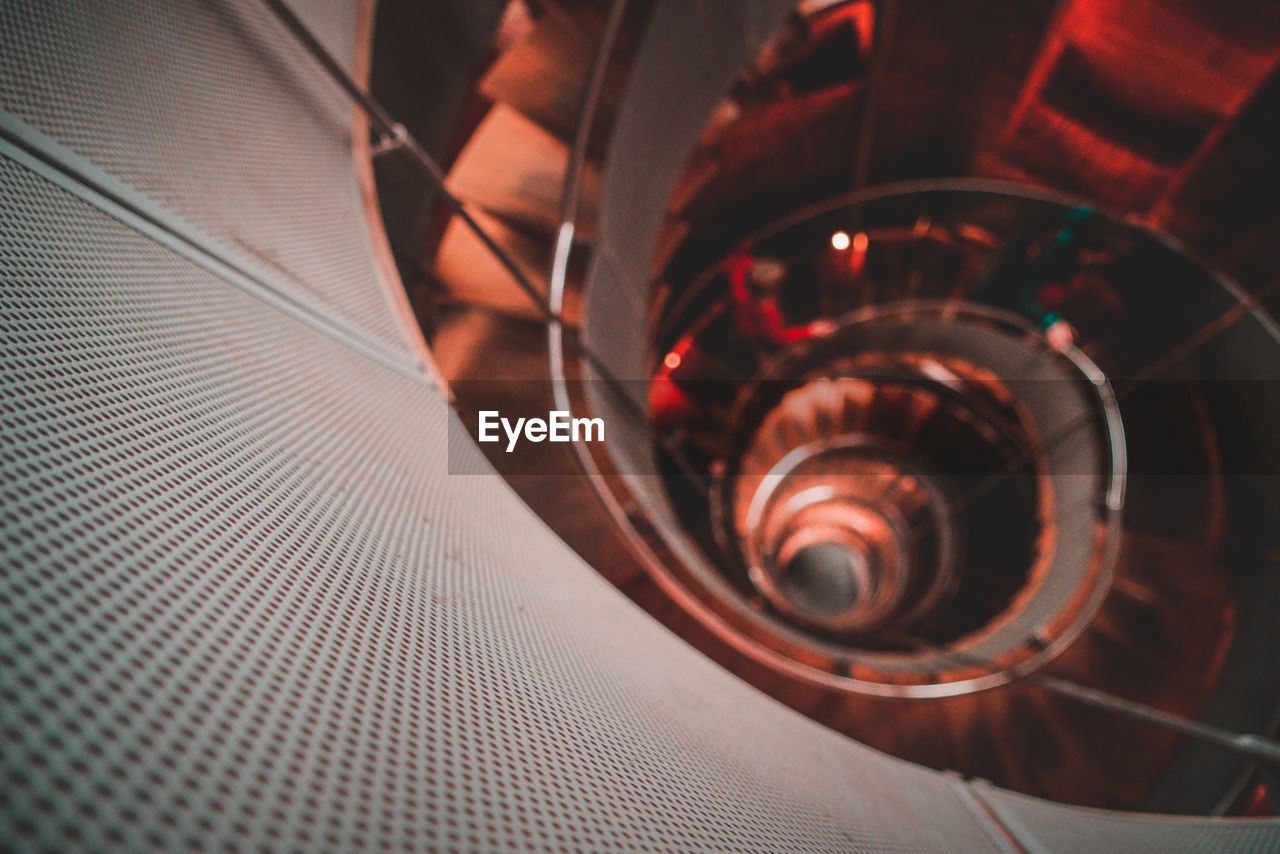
[[781, 541, 867, 617]]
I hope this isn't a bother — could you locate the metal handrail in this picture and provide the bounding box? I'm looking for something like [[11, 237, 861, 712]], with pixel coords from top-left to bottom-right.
[[548, 0, 629, 419]]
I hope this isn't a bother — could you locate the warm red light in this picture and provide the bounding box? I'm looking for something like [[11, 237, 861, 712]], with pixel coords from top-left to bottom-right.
[[664, 351, 682, 370]]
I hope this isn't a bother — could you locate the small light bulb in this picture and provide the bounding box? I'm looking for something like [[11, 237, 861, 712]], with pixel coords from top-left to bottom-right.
[[663, 351, 682, 370], [831, 231, 851, 251]]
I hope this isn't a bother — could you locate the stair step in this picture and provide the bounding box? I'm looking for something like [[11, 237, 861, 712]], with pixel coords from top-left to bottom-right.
[[432, 208, 583, 323], [989, 0, 1280, 211], [1000, 100, 1174, 209], [447, 103, 600, 240], [1058, 0, 1279, 123], [478, 1, 616, 141], [681, 81, 861, 219]]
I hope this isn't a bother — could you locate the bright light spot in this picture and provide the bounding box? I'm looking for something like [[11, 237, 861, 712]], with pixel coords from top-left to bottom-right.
[[663, 351, 682, 370], [852, 231, 869, 253], [831, 231, 851, 251]]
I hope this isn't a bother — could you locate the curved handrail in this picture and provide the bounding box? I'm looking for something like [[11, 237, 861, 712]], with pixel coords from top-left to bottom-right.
[[548, 0, 629, 419]]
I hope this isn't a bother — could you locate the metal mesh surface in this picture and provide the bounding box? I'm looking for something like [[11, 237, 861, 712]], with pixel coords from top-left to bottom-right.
[[0, 0, 412, 356]]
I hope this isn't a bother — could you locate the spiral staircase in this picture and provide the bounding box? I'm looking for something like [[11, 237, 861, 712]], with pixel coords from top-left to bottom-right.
[[4, 0, 1280, 850], [408, 0, 1280, 818]]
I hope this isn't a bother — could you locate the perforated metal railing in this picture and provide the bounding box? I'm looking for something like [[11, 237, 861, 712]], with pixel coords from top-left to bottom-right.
[[1, 0, 1279, 851]]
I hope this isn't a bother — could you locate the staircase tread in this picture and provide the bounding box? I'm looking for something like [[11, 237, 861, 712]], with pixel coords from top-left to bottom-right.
[[448, 103, 600, 239]]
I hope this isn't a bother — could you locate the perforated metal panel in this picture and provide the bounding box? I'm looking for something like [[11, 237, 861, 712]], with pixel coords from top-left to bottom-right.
[[0, 0, 412, 357]]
